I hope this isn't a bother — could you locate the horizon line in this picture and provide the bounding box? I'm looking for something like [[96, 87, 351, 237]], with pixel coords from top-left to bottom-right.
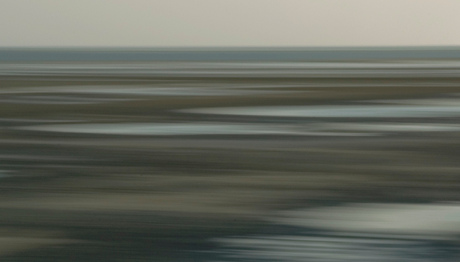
[[1, 45, 460, 50]]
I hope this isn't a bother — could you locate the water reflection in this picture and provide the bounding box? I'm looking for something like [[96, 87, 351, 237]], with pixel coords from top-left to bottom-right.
[[17, 123, 299, 136], [211, 203, 460, 261], [184, 104, 460, 118]]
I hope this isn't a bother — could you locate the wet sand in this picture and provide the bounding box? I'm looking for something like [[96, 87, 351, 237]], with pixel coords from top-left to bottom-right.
[[1, 71, 460, 261]]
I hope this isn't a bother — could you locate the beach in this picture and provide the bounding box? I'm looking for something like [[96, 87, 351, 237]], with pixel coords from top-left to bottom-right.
[[1, 54, 460, 261]]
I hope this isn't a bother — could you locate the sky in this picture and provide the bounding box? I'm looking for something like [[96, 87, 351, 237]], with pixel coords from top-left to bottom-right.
[[1, 0, 460, 47]]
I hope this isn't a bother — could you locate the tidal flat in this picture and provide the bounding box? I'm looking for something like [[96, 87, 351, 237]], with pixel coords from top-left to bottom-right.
[[1, 62, 460, 261]]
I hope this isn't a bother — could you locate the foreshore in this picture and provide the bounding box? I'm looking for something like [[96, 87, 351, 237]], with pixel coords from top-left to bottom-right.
[[1, 72, 460, 261]]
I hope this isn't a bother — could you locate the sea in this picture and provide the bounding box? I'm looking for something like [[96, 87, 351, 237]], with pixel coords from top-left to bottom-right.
[[2, 46, 460, 62], [1, 47, 460, 79]]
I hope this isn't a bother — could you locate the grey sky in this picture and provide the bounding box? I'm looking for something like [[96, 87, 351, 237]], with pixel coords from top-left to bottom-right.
[[1, 0, 459, 47]]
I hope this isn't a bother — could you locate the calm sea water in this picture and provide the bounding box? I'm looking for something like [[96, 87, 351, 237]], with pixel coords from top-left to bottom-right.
[[2, 47, 460, 78], [1, 47, 460, 62]]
